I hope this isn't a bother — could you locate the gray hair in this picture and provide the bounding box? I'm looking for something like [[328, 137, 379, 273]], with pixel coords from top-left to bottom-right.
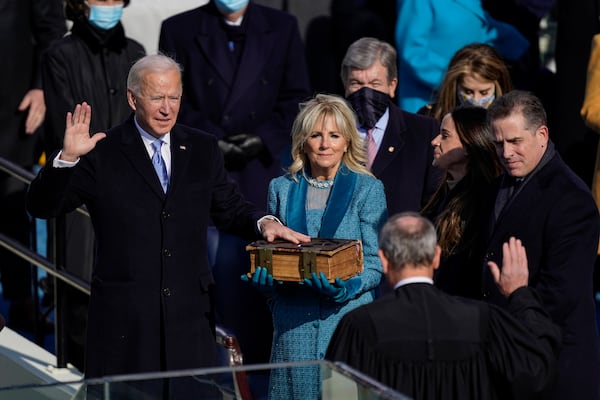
[[127, 54, 183, 96], [340, 37, 398, 88], [487, 90, 547, 132], [378, 212, 438, 270]]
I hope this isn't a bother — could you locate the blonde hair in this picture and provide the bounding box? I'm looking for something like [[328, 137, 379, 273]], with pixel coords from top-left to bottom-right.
[[288, 94, 372, 179]]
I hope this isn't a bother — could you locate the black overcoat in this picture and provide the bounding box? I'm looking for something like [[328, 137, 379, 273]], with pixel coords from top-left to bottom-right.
[[371, 102, 443, 215], [27, 118, 264, 377], [482, 152, 600, 399]]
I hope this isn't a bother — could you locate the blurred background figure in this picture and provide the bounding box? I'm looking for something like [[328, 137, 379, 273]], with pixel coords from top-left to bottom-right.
[[418, 43, 513, 121], [245, 93, 386, 400], [550, 0, 600, 189], [421, 107, 502, 298], [120, 0, 203, 53], [304, 0, 396, 96], [582, 33, 600, 214], [482, 0, 556, 92], [0, 0, 66, 332], [395, 0, 529, 113], [40, 0, 145, 371], [159, 0, 311, 365]]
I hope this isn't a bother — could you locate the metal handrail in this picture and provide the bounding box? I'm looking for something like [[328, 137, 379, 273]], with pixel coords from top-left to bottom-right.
[[0, 155, 90, 369], [0, 155, 249, 375], [0, 232, 90, 296], [0, 156, 89, 218]]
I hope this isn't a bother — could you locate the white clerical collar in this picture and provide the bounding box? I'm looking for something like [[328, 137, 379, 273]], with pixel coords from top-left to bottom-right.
[[393, 276, 434, 290]]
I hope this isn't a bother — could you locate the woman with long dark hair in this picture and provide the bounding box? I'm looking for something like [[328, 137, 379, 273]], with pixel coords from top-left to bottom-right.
[[422, 106, 502, 297]]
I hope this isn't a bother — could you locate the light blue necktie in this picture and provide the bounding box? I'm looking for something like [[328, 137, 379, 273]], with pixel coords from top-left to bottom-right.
[[151, 140, 169, 192]]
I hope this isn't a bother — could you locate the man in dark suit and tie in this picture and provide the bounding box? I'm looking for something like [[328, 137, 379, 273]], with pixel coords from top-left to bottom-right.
[[483, 90, 600, 399], [340, 37, 443, 216], [327, 212, 560, 399], [26, 54, 309, 379], [158, 0, 311, 363]]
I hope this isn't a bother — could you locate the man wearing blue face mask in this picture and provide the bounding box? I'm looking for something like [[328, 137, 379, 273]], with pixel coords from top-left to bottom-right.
[[40, 0, 145, 371], [341, 37, 443, 217], [159, 0, 311, 367]]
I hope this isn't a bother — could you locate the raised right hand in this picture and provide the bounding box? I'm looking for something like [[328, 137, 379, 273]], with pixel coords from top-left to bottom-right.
[[487, 237, 529, 297], [60, 102, 106, 162]]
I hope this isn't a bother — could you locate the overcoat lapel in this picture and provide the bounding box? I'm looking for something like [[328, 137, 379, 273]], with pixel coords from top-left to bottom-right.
[[168, 127, 192, 198], [227, 4, 270, 108], [194, 12, 235, 87], [489, 176, 542, 241], [371, 105, 406, 176], [119, 119, 166, 200]]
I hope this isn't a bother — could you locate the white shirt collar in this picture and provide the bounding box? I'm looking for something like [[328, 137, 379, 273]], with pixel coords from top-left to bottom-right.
[[358, 107, 389, 149], [134, 116, 171, 147], [393, 276, 434, 290]]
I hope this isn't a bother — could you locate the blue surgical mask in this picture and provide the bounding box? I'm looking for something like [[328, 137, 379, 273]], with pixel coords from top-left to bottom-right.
[[457, 89, 495, 109], [214, 0, 249, 14], [88, 4, 123, 30]]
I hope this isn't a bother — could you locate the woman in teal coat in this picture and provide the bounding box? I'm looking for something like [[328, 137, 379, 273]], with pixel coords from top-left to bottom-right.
[[395, 0, 529, 113], [247, 93, 387, 399]]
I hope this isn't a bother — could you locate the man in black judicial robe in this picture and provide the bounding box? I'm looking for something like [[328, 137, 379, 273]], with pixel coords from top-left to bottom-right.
[[326, 212, 561, 400]]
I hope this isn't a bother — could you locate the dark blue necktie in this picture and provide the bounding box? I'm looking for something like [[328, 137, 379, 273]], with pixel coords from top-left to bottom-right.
[[152, 140, 169, 192]]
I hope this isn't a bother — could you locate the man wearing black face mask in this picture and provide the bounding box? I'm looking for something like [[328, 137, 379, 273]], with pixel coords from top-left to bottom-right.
[[342, 37, 443, 215]]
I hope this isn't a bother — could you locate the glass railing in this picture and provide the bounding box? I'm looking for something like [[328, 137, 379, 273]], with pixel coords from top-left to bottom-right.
[[0, 360, 411, 400]]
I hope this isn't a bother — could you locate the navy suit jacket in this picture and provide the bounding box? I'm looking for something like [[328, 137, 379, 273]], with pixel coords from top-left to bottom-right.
[[482, 152, 600, 399], [158, 2, 311, 206], [371, 102, 442, 215], [26, 118, 264, 377]]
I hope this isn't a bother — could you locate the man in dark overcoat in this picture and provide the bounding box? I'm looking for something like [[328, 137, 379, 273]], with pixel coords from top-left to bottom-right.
[[483, 90, 600, 399], [26, 54, 309, 379]]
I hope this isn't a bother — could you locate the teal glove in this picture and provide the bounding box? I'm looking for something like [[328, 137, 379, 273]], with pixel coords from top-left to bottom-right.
[[241, 267, 279, 294], [303, 272, 362, 303]]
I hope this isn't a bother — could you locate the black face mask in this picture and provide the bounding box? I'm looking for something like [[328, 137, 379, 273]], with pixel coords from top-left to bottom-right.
[[346, 87, 390, 130]]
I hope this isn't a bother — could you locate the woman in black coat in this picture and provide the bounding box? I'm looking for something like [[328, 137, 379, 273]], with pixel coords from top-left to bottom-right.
[[421, 107, 502, 298], [42, 0, 145, 155]]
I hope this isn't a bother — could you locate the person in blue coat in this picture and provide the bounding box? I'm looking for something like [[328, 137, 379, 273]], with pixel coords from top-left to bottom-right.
[[395, 0, 529, 113], [245, 94, 387, 400]]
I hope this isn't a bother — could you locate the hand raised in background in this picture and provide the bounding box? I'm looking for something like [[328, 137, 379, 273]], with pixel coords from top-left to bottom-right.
[[18, 89, 45, 134]]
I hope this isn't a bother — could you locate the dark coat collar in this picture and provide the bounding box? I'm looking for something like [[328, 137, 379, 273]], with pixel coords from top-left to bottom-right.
[[119, 116, 193, 200], [71, 17, 127, 53]]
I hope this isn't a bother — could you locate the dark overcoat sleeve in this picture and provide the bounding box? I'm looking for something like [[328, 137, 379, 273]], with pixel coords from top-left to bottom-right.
[[485, 287, 561, 397]]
